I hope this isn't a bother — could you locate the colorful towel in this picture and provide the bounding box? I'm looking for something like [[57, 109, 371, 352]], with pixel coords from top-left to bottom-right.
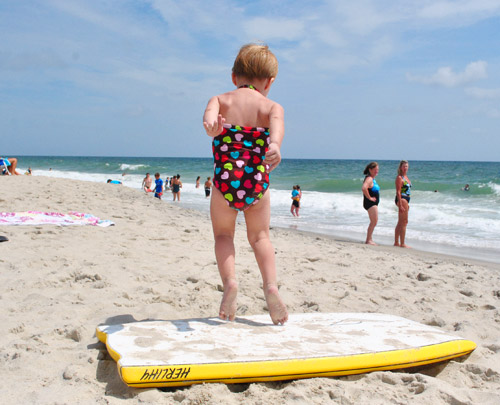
[[0, 211, 114, 227]]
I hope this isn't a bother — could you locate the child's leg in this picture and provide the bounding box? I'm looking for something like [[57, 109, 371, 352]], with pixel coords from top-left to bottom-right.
[[244, 192, 288, 325], [210, 188, 239, 321]]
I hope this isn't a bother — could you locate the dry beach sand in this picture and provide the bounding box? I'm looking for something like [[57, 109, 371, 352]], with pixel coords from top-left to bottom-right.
[[1, 176, 499, 404]]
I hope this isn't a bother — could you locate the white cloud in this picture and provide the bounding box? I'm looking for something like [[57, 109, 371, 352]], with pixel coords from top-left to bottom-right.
[[48, 0, 146, 37], [333, 1, 394, 35], [406, 61, 488, 87], [243, 17, 306, 41], [419, 0, 500, 20], [465, 87, 500, 99]]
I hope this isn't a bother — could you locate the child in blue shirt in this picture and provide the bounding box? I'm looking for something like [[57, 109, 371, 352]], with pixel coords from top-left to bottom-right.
[[154, 172, 164, 199]]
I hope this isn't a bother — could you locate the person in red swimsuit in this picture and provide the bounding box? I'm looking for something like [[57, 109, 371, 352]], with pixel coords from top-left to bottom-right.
[[203, 43, 288, 325]]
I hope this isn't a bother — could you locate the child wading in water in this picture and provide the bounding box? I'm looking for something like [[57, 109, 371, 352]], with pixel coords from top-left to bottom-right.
[[203, 43, 288, 325]]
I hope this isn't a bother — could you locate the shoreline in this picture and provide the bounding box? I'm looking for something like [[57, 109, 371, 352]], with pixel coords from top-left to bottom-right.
[[274, 224, 500, 267], [272, 225, 500, 270], [1, 176, 499, 404], [3, 173, 499, 266], [7, 160, 500, 265]]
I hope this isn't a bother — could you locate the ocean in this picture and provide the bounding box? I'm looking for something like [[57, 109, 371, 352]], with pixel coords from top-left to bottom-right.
[[10, 156, 500, 264]]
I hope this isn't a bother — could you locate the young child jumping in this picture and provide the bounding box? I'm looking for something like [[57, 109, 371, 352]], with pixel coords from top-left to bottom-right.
[[203, 43, 288, 325]]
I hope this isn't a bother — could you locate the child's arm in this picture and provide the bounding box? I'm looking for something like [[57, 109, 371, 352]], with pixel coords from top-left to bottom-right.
[[203, 96, 225, 137], [265, 102, 284, 172]]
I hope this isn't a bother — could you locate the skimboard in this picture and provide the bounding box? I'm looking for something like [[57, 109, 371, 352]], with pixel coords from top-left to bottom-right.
[[96, 313, 476, 388]]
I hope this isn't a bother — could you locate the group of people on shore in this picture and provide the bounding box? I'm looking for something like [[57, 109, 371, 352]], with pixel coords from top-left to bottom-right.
[[140, 173, 213, 201], [362, 160, 412, 247], [142, 173, 183, 201]]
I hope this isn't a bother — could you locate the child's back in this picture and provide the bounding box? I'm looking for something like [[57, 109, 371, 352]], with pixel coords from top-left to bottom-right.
[[203, 44, 288, 325]]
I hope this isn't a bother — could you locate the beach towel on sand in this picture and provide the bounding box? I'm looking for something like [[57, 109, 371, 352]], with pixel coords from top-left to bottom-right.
[[0, 211, 114, 227]]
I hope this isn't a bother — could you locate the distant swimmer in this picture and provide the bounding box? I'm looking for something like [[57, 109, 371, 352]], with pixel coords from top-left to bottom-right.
[[196, 176, 201, 188], [362, 162, 380, 245], [463, 184, 470, 191], [204, 176, 212, 198], [394, 160, 411, 248], [142, 173, 153, 193], [107, 179, 122, 184]]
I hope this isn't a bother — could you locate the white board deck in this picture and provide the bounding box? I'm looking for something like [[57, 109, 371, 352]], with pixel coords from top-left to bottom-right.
[[96, 313, 476, 387]]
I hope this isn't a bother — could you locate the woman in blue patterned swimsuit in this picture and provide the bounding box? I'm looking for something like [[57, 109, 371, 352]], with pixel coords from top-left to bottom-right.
[[394, 160, 412, 248]]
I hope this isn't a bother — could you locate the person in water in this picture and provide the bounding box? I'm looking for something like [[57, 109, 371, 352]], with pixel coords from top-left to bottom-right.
[[204, 176, 212, 198], [362, 162, 380, 245], [142, 173, 153, 193], [203, 43, 288, 325], [172, 174, 182, 201], [153, 172, 163, 199], [394, 160, 412, 248], [290, 185, 302, 217]]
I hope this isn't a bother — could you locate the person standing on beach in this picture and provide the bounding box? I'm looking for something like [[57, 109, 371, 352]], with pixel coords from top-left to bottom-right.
[[204, 176, 212, 198], [172, 174, 182, 201], [203, 43, 288, 325], [362, 162, 380, 245], [142, 173, 153, 193], [153, 172, 163, 199], [290, 185, 301, 217], [394, 160, 411, 248]]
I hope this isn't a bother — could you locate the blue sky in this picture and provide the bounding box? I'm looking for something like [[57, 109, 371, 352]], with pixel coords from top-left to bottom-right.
[[1, 0, 500, 161]]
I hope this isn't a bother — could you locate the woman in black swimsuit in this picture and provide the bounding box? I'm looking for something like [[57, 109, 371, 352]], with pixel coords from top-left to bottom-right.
[[362, 162, 380, 245], [172, 174, 182, 201]]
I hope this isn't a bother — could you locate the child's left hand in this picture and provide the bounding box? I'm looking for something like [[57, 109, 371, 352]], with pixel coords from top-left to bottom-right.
[[203, 114, 225, 137], [265, 143, 281, 172]]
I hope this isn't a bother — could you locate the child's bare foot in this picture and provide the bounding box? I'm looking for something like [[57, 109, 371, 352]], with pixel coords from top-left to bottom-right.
[[400, 244, 411, 248], [365, 240, 377, 245], [264, 284, 288, 325], [219, 280, 238, 321]]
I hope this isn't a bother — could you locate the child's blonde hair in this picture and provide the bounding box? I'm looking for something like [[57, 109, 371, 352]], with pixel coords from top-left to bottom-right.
[[232, 44, 278, 80]]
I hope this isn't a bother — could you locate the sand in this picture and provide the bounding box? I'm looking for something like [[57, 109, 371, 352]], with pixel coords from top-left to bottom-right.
[[1, 175, 499, 404]]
